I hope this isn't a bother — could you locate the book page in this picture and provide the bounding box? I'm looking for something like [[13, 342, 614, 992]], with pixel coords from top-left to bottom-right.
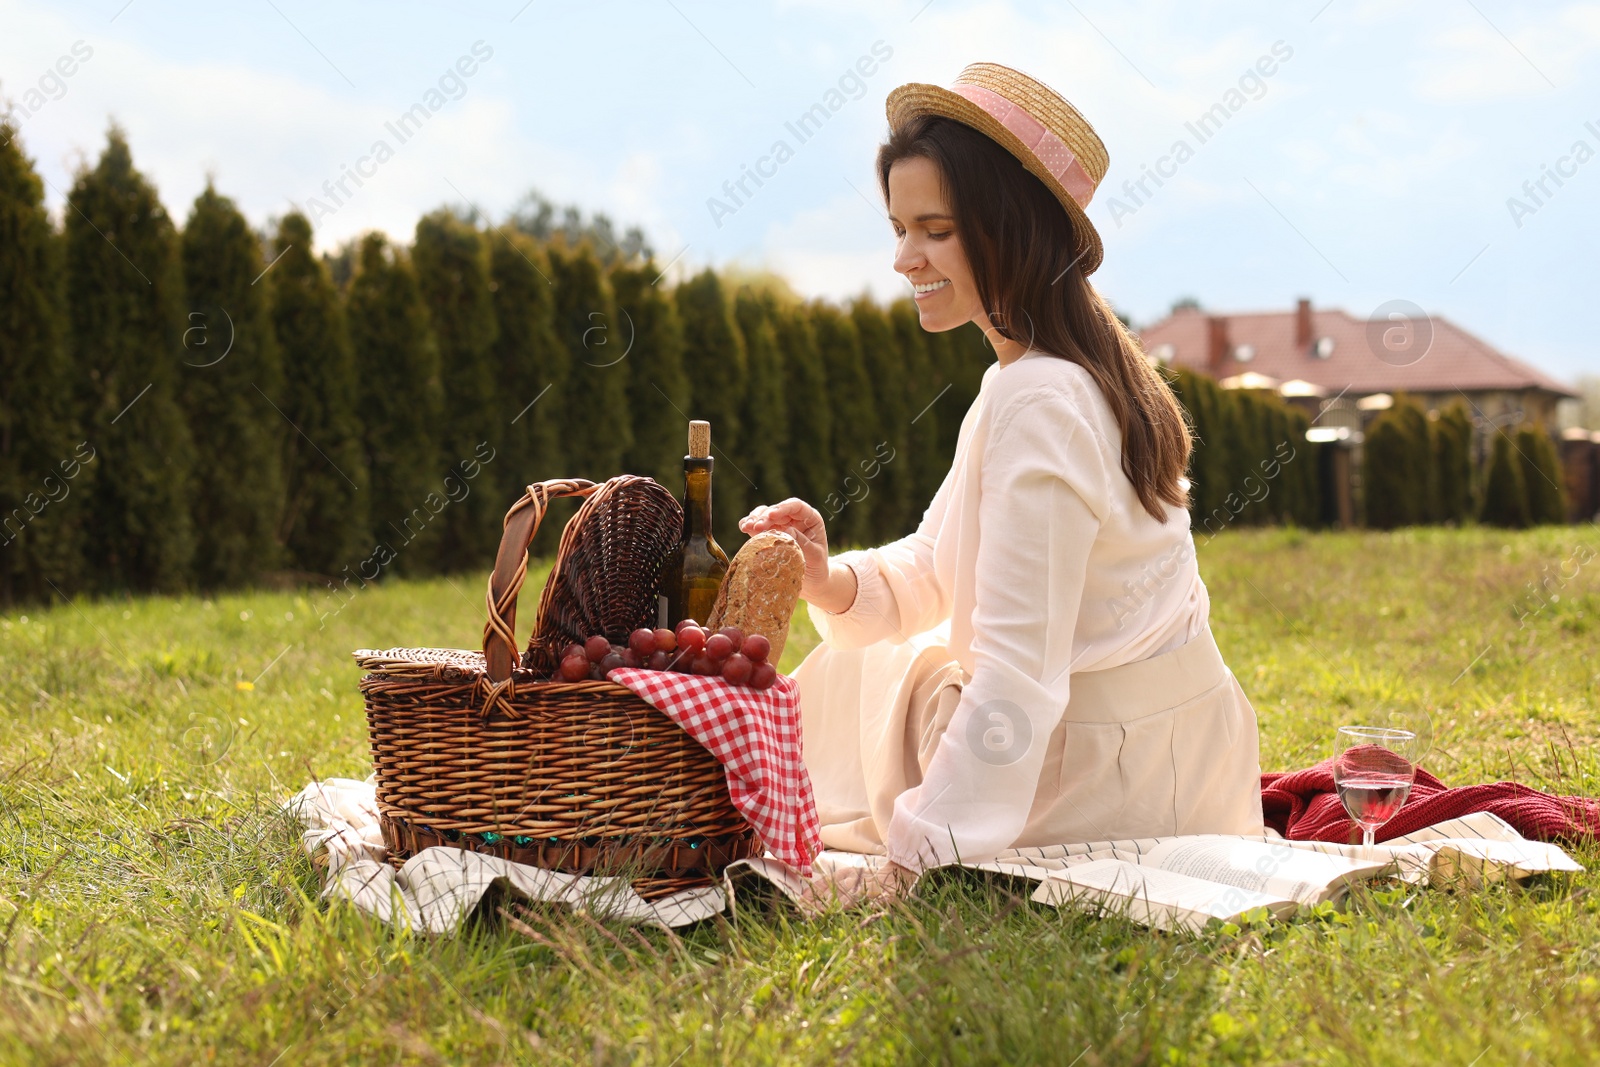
[[1423, 838, 1585, 884], [1034, 859, 1295, 933], [1389, 811, 1525, 844], [1143, 836, 1393, 905]]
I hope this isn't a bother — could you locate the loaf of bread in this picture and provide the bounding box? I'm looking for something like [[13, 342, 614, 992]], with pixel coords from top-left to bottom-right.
[[706, 530, 805, 663]]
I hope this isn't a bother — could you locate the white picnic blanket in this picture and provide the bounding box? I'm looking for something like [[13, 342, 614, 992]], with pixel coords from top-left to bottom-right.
[[284, 777, 1582, 933]]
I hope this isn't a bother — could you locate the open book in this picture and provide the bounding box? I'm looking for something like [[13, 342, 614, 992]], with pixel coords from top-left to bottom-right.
[[997, 813, 1584, 933], [719, 812, 1584, 932], [1027, 836, 1391, 933]]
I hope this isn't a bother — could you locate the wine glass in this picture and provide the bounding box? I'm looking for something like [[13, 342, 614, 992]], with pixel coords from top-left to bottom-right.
[[1332, 726, 1420, 855]]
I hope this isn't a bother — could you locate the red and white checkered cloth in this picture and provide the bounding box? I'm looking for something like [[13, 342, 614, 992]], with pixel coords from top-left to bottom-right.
[[606, 667, 823, 875]]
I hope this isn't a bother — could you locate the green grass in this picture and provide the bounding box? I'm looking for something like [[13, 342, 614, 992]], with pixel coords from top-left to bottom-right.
[[2, 527, 1598, 1065]]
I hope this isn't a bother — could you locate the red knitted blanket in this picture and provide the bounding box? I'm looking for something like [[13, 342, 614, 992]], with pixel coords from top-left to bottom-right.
[[1262, 758, 1600, 844]]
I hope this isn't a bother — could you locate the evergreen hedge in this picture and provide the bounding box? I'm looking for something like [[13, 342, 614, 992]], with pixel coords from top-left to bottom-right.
[[269, 212, 370, 578], [549, 239, 633, 481], [1363, 394, 1435, 529], [1433, 403, 1475, 524], [180, 184, 285, 587], [0, 121, 1578, 605], [772, 295, 832, 521], [347, 233, 445, 574], [490, 230, 571, 559], [1165, 368, 1317, 535], [66, 127, 195, 594], [808, 301, 877, 548], [412, 210, 504, 565], [612, 257, 691, 493], [1481, 431, 1531, 528], [674, 268, 747, 548], [732, 287, 790, 551], [888, 299, 944, 531], [1516, 424, 1567, 526], [0, 118, 85, 603]]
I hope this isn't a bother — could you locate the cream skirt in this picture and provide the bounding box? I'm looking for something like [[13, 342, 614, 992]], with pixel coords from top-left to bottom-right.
[[790, 619, 1266, 855]]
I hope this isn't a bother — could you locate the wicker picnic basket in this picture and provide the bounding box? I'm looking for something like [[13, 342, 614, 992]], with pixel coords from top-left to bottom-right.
[[356, 476, 765, 901]]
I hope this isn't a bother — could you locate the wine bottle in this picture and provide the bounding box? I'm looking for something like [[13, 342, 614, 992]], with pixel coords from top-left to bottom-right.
[[661, 420, 730, 628]]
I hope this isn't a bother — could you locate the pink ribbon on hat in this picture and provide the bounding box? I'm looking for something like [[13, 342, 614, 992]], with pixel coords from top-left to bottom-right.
[[949, 83, 1097, 209]]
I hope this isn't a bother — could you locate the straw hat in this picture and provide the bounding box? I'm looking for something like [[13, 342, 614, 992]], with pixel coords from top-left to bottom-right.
[[885, 62, 1110, 274]]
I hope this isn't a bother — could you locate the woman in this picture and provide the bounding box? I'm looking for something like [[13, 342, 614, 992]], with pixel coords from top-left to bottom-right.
[[739, 62, 1265, 911]]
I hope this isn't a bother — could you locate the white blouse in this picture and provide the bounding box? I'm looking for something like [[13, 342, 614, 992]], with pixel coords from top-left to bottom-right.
[[809, 348, 1210, 869]]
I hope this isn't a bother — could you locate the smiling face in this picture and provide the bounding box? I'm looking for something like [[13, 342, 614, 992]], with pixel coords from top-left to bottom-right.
[[887, 155, 1028, 362], [887, 155, 976, 332]]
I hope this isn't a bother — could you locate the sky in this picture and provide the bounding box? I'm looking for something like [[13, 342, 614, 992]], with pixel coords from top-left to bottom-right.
[[3, 0, 1599, 384]]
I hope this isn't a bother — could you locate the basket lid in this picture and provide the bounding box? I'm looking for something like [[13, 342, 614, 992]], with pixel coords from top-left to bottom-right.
[[353, 647, 505, 682]]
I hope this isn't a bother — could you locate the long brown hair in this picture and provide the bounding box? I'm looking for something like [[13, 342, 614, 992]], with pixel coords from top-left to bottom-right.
[[877, 114, 1191, 521]]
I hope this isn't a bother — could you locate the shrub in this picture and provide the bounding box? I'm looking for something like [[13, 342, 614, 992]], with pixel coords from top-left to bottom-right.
[[0, 119, 85, 603], [889, 298, 945, 533], [612, 256, 691, 492], [179, 183, 285, 587], [412, 210, 504, 566], [674, 268, 746, 543], [1480, 431, 1530, 528], [65, 126, 195, 593], [347, 233, 445, 574], [808, 301, 876, 548], [772, 296, 832, 520], [850, 296, 912, 542], [1363, 394, 1435, 529], [269, 212, 370, 577], [1516, 424, 1567, 526], [1433, 403, 1474, 524], [732, 289, 790, 554], [552, 238, 634, 480]]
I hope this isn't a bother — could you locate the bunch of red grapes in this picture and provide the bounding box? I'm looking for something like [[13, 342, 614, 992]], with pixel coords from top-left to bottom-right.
[[556, 619, 778, 689]]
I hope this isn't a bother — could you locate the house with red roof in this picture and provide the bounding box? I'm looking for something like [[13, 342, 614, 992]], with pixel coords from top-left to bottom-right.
[[1139, 298, 1576, 442], [1140, 298, 1592, 523]]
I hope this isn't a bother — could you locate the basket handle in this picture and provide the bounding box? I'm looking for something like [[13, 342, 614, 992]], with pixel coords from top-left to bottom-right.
[[483, 478, 600, 684]]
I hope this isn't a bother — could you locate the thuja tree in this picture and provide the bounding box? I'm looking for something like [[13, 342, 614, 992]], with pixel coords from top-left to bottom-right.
[[733, 285, 790, 549], [1516, 424, 1567, 526], [1226, 390, 1275, 525], [1282, 404, 1319, 527], [1260, 399, 1305, 526], [547, 238, 634, 481], [920, 325, 961, 464], [770, 294, 832, 516], [346, 233, 444, 574], [1433, 403, 1474, 524], [1363, 395, 1435, 529], [809, 300, 877, 548], [612, 256, 691, 491], [412, 210, 504, 567], [888, 298, 944, 525], [851, 295, 912, 542], [943, 320, 992, 428], [674, 267, 748, 543], [491, 229, 571, 559], [269, 212, 370, 577], [1480, 430, 1530, 528], [65, 126, 194, 593], [0, 120, 85, 603], [1166, 368, 1231, 532], [179, 184, 286, 587]]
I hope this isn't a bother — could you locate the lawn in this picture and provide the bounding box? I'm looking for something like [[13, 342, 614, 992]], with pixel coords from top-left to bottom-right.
[[1, 527, 1598, 1065]]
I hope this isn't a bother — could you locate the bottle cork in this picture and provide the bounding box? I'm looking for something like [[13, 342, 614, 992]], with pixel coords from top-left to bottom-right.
[[688, 420, 711, 459]]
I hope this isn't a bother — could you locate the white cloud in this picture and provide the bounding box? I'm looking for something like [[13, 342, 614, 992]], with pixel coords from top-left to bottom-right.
[[759, 187, 902, 304], [1414, 3, 1600, 102]]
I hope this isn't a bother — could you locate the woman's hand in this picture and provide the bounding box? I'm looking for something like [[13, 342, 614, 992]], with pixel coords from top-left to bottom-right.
[[795, 860, 917, 917], [739, 498, 831, 588], [740, 498, 859, 613]]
